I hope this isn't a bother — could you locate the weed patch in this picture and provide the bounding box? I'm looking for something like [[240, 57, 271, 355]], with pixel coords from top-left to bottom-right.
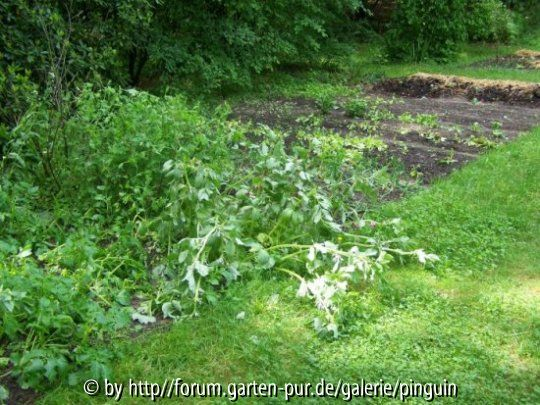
[[0, 88, 436, 396]]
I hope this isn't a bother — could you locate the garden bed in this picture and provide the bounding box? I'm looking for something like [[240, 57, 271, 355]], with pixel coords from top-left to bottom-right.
[[373, 73, 540, 105], [232, 83, 539, 183]]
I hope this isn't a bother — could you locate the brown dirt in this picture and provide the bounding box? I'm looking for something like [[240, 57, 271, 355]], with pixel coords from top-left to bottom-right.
[[373, 73, 540, 105], [0, 375, 39, 404], [231, 87, 539, 183]]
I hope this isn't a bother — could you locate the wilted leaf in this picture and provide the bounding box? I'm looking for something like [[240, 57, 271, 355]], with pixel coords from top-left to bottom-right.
[[132, 312, 156, 325]]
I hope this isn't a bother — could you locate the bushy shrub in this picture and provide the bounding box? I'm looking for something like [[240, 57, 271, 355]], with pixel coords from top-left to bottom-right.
[[384, 0, 468, 62], [383, 0, 523, 61], [0, 67, 38, 128], [0, 0, 362, 127], [466, 0, 519, 42], [0, 0, 153, 85], [0, 260, 128, 389], [149, 0, 362, 89]]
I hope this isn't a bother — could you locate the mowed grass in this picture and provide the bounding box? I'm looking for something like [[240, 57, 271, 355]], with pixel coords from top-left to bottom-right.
[[41, 122, 540, 404], [347, 38, 540, 84]]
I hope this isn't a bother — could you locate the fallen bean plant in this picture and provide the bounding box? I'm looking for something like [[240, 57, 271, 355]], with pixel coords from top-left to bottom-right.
[[0, 88, 437, 391]]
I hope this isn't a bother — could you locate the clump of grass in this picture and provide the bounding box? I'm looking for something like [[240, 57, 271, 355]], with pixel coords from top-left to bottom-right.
[[314, 91, 335, 114]]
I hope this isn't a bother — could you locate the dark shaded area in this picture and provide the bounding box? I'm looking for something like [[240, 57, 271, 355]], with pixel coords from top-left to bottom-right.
[[0, 375, 38, 405]]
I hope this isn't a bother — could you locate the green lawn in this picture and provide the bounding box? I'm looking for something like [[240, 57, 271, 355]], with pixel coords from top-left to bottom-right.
[[348, 39, 540, 83], [41, 123, 540, 403]]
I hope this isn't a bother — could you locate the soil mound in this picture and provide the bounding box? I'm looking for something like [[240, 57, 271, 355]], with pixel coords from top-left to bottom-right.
[[375, 73, 540, 105]]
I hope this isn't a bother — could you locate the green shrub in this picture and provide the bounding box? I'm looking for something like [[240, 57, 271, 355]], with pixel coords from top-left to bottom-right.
[[0, 0, 153, 86], [0, 67, 38, 128], [0, 260, 129, 389], [149, 1, 362, 90], [315, 91, 336, 115], [0, 0, 362, 126], [466, 0, 519, 42], [383, 0, 524, 60], [502, 0, 540, 34], [384, 0, 468, 62]]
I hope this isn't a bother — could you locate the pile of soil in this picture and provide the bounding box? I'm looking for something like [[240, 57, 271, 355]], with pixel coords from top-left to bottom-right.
[[515, 49, 540, 59], [374, 73, 540, 105]]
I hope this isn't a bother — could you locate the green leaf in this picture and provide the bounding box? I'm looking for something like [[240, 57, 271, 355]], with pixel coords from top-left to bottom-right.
[[0, 384, 9, 402], [256, 249, 275, 269]]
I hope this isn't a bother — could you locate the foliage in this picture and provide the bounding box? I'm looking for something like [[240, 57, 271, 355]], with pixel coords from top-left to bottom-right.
[[344, 96, 370, 118], [315, 91, 337, 115], [502, 0, 538, 11], [148, 0, 363, 90], [40, 128, 540, 405], [0, 260, 127, 390], [0, 0, 362, 128], [466, 0, 519, 42], [383, 0, 524, 61], [3, 1, 536, 400], [0, 88, 435, 396], [0, 67, 38, 129], [384, 0, 469, 62], [0, 0, 154, 85]]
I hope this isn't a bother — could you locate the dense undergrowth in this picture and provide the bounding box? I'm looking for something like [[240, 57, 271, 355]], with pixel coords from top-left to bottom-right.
[[0, 88, 437, 397], [384, 0, 529, 62], [42, 124, 540, 405]]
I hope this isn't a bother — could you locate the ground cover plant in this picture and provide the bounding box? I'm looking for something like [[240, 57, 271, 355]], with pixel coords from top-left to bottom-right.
[[0, 87, 438, 400]]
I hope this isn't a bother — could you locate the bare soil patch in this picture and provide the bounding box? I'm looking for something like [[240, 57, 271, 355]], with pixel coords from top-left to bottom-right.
[[374, 73, 540, 105], [232, 85, 539, 183], [0, 375, 38, 404]]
